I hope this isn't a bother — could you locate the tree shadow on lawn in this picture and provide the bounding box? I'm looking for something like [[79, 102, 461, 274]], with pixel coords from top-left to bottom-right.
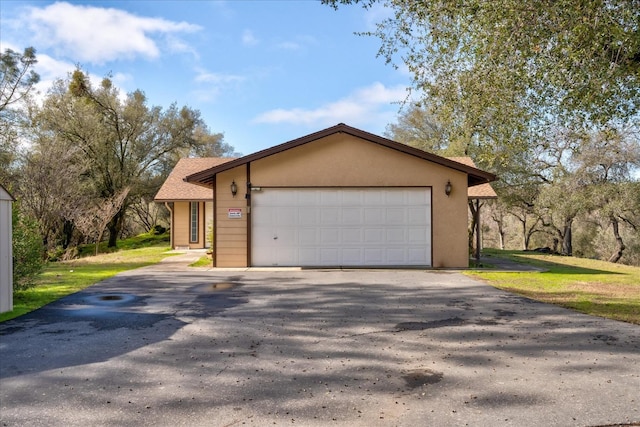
[[490, 251, 627, 275]]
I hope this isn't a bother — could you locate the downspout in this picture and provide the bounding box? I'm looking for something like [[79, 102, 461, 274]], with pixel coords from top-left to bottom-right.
[[246, 163, 251, 267], [164, 202, 174, 249], [475, 199, 481, 262], [212, 175, 216, 268]]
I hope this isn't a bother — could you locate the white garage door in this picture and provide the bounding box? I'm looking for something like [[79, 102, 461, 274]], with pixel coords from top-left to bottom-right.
[[252, 188, 431, 267]]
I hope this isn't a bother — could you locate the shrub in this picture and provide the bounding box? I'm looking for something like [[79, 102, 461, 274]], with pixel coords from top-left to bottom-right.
[[150, 224, 166, 235], [12, 204, 45, 291]]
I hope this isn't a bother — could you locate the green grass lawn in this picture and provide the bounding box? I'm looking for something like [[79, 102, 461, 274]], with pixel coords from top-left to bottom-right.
[[189, 255, 213, 268], [0, 238, 175, 323], [466, 249, 640, 325]]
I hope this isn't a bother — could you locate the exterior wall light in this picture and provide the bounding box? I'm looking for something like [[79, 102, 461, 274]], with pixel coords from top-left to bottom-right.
[[230, 180, 238, 197], [445, 180, 452, 197]]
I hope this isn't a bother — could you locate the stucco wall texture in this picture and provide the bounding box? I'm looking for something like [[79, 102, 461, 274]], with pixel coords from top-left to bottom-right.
[[212, 133, 469, 268]]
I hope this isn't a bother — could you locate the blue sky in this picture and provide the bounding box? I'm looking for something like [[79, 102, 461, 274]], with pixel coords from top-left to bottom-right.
[[0, 0, 411, 156]]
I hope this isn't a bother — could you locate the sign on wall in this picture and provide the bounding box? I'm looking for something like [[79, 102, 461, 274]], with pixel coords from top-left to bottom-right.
[[228, 208, 242, 219]]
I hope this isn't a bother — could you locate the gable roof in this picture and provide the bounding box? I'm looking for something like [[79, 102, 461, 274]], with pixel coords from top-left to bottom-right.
[[447, 157, 499, 199], [0, 183, 15, 202], [185, 123, 497, 188], [154, 158, 235, 202]]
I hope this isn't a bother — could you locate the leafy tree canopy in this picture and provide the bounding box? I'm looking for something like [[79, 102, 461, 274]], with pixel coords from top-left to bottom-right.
[[0, 47, 40, 184], [33, 68, 234, 247], [0, 47, 39, 112], [325, 0, 640, 132]]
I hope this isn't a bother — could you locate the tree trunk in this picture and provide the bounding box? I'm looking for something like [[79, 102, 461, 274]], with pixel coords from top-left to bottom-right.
[[95, 228, 104, 256], [519, 216, 533, 250], [107, 209, 124, 248], [62, 220, 74, 249], [497, 223, 505, 250], [561, 217, 573, 256], [468, 200, 477, 254], [607, 215, 625, 263]]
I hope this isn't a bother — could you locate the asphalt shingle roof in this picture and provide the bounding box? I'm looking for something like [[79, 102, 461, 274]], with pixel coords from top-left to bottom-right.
[[154, 158, 234, 201]]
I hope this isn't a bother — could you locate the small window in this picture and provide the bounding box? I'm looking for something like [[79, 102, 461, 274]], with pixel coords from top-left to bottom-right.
[[190, 202, 199, 243]]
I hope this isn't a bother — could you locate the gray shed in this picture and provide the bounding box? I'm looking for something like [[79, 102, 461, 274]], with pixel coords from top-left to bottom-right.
[[0, 184, 15, 313]]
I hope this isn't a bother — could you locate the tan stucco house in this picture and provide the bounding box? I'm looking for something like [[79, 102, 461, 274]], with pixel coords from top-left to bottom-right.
[[155, 123, 496, 268], [1, 184, 15, 313]]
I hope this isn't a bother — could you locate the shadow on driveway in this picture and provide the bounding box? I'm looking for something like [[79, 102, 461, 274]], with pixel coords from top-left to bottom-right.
[[0, 272, 247, 379], [1, 268, 639, 427]]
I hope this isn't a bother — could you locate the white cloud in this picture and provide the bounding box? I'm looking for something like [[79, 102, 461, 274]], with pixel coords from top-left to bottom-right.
[[253, 82, 408, 128], [195, 70, 245, 85], [276, 41, 301, 51], [24, 2, 201, 64], [242, 29, 259, 46], [275, 35, 317, 51], [192, 69, 247, 102]]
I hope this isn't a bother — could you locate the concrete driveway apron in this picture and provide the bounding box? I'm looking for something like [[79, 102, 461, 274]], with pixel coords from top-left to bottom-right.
[[1, 254, 639, 426]]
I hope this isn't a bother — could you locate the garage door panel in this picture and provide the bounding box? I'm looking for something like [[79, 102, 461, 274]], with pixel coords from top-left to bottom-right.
[[407, 207, 428, 224], [342, 228, 362, 243], [299, 228, 318, 245], [386, 208, 405, 224], [364, 248, 384, 264], [319, 248, 340, 264], [342, 191, 363, 204], [299, 248, 318, 264], [252, 227, 275, 244], [407, 248, 429, 263], [298, 191, 318, 204], [342, 207, 362, 224], [364, 208, 384, 224], [363, 191, 384, 205], [278, 228, 296, 242], [342, 248, 362, 264], [277, 209, 297, 226], [408, 232, 428, 243], [321, 208, 340, 224], [387, 248, 406, 264], [385, 192, 405, 204], [321, 192, 340, 204], [253, 207, 274, 226], [320, 228, 340, 244], [386, 229, 405, 242], [364, 228, 384, 244], [406, 190, 429, 204], [252, 188, 431, 266], [299, 208, 319, 225], [278, 247, 298, 265]]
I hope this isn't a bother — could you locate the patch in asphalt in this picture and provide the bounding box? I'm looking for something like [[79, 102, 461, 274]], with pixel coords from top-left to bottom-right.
[[402, 368, 444, 388], [592, 334, 619, 344], [494, 309, 517, 317], [190, 282, 240, 292], [446, 299, 474, 310], [395, 317, 466, 331]]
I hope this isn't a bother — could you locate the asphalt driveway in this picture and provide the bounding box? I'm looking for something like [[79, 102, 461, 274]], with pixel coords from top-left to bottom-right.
[[1, 254, 639, 426]]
